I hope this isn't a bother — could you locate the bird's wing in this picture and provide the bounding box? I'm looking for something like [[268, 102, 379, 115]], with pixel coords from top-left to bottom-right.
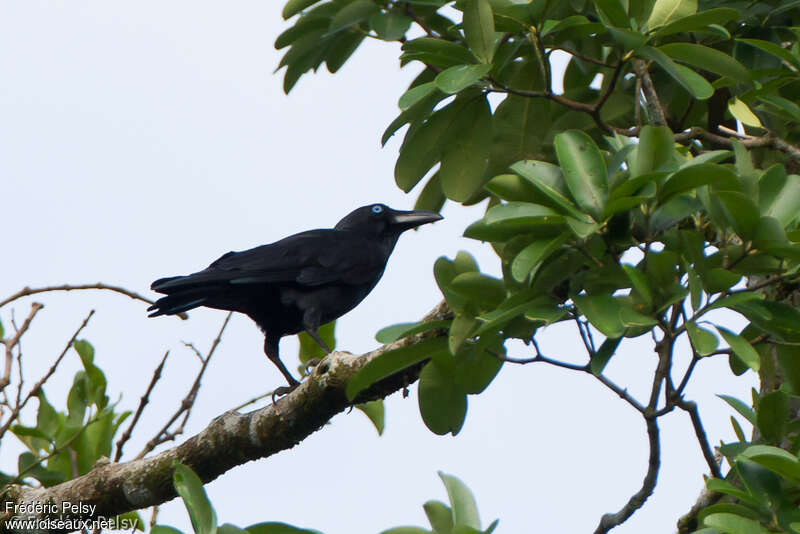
[[151, 230, 384, 292]]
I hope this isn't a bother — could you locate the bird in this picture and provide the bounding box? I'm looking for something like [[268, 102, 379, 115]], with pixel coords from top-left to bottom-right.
[[147, 203, 442, 392]]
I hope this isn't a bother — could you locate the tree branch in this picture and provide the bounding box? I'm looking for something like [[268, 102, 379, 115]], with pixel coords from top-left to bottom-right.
[[0, 310, 95, 441], [0, 303, 450, 531], [114, 351, 170, 462], [1, 302, 44, 391], [136, 312, 232, 459], [594, 416, 660, 534], [633, 59, 667, 126], [677, 399, 723, 478], [0, 284, 187, 320]]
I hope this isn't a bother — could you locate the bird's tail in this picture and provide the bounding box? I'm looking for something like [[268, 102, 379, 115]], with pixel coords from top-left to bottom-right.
[[147, 292, 209, 317], [147, 275, 217, 317]]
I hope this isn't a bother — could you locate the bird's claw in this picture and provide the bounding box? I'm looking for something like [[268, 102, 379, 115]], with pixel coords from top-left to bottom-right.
[[303, 358, 322, 373], [271, 383, 299, 404]]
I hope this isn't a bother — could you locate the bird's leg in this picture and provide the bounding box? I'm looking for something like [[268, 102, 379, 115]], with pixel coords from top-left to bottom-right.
[[264, 335, 299, 400], [304, 329, 331, 354], [300, 308, 331, 372]]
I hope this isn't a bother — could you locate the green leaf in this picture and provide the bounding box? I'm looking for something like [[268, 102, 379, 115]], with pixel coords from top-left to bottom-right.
[[622, 264, 653, 307], [573, 294, 625, 338], [631, 125, 675, 177], [703, 513, 770, 534], [283, 0, 324, 19], [36, 391, 59, 439], [776, 344, 800, 395], [761, 173, 800, 228], [246, 523, 325, 534], [454, 340, 503, 394], [650, 195, 701, 233], [637, 45, 713, 100], [449, 314, 478, 354], [509, 161, 585, 219], [716, 191, 760, 240], [737, 38, 800, 72], [705, 479, 753, 504], [700, 268, 741, 294], [593, 0, 631, 28], [718, 394, 756, 425], [660, 43, 749, 83], [419, 361, 468, 436], [608, 28, 647, 50], [732, 300, 800, 343], [705, 292, 762, 312], [463, 0, 495, 63], [651, 7, 739, 37], [298, 321, 335, 364], [450, 272, 506, 309], [728, 98, 762, 128], [439, 472, 481, 529], [739, 445, 800, 483], [379, 529, 432, 534], [647, 0, 696, 30], [756, 390, 789, 444], [511, 234, 568, 282], [475, 293, 553, 335], [688, 266, 702, 311], [591, 337, 621, 375], [659, 163, 738, 202], [485, 202, 563, 226], [399, 82, 439, 111], [328, 0, 379, 34], [383, 89, 446, 147], [325, 32, 365, 73], [347, 337, 448, 400], [435, 64, 491, 94], [275, 17, 330, 50], [619, 303, 658, 327], [173, 463, 217, 534], [553, 131, 608, 220], [218, 525, 249, 534], [375, 320, 451, 344], [717, 327, 760, 372], [440, 96, 493, 202], [401, 38, 476, 69], [395, 102, 458, 193], [686, 321, 718, 356], [355, 400, 385, 435], [424, 500, 454, 533], [369, 12, 412, 41]]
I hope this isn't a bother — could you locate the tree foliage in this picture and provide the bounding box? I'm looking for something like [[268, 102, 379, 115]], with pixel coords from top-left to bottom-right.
[[3, 1, 800, 533]]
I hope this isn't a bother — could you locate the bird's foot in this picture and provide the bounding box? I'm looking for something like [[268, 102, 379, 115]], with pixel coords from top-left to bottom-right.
[[302, 358, 322, 374], [271, 383, 299, 404]]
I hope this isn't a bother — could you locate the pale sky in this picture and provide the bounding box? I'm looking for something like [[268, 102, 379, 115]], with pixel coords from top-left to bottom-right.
[[0, 3, 757, 533]]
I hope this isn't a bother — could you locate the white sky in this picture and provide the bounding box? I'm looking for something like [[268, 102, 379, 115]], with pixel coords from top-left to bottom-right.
[[0, 2, 757, 533]]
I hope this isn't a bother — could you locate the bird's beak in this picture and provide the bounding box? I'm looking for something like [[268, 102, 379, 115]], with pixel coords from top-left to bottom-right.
[[389, 209, 444, 231]]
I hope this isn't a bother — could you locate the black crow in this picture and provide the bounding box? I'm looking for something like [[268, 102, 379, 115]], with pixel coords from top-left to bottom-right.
[[148, 204, 442, 391]]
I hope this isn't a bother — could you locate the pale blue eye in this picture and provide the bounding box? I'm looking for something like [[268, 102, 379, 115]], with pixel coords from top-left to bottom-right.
[[372, 205, 383, 214]]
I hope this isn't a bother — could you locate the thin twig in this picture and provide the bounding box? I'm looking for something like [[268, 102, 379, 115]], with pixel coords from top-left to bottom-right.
[[403, 3, 439, 38], [136, 313, 232, 459], [594, 416, 661, 534], [230, 389, 280, 412], [1, 302, 44, 391], [677, 399, 723, 478], [0, 284, 188, 320], [633, 59, 667, 126], [0, 310, 95, 440], [493, 344, 646, 413], [114, 351, 170, 462]]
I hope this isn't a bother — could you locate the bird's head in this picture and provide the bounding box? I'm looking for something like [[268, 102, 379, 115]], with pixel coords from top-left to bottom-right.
[[335, 204, 443, 237]]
